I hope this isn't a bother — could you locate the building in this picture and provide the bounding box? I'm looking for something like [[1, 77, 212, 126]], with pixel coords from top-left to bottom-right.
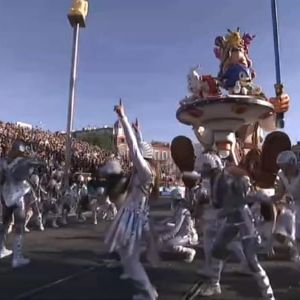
[[16, 121, 32, 130], [114, 120, 129, 157], [113, 120, 180, 182], [151, 141, 179, 184], [74, 126, 114, 137]]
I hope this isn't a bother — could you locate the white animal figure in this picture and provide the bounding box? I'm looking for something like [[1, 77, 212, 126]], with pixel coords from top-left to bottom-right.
[[186, 65, 210, 98], [180, 66, 211, 106]]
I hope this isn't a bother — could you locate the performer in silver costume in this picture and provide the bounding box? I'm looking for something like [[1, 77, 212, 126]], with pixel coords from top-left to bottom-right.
[[191, 152, 225, 281], [105, 101, 159, 300], [185, 153, 248, 277], [24, 174, 45, 232], [271, 150, 300, 261], [43, 178, 60, 228], [193, 166, 275, 300], [97, 191, 118, 222], [158, 188, 198, 263], [73, 175, 89, 222], [183, 153, 274, 300], [95, 160, 123, 222], [0, 140, 46, 268], [61, 187, 77, 225]]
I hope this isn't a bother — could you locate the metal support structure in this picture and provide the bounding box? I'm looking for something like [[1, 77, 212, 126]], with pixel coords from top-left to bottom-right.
[[64, 23, 80, 189], [271, 0, 285, 128]]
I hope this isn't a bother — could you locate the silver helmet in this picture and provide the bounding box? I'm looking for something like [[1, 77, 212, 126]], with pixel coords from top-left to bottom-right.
[[98, 159, 122, 176], [198, 152, 223, 172], [277, 150, 297, 166], [77, 175, 84, 182], [30, 174, 39, 186], [170, 187, 185, 200]]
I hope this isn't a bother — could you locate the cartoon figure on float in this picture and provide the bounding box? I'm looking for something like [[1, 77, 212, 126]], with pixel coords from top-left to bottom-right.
[[174, 28, 291, 190]]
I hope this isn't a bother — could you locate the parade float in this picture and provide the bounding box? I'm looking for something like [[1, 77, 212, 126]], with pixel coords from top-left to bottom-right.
[[172, 28, 291, 188]]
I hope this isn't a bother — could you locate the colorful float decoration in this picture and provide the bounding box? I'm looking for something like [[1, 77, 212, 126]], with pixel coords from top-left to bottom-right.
[[177, 28, 274, 158]]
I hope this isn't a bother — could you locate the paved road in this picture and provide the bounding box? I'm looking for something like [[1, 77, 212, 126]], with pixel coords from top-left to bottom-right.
[[1, 198, 300, 300]]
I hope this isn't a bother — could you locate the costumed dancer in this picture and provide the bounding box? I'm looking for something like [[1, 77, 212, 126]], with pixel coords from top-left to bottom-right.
[[158, 188, 198, 262], [98, 191, 118, 222], [0, 139, 46, 267], [246, 188, 278, 257], [24, 174, 45, 232], [186, 152, 251, 283], [61, 173, 80, 225], [90, 186, 106, 224], [60, 187, 76, 225], [187, 165, 275, 300], [42, 178, 60, 228], [189, 152, 225, 283], [73, 175, 89, 222], [87, 171, 106, 225], [270, 150, 300, 261], [105, 100, 159, 300], [96, 160, 126, 223]]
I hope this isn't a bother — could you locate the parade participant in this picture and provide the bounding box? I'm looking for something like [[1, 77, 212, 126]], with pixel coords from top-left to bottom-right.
[[73, 174, 89, 222], [246, 190, 277, 257], [185, 165, 275, 300], [87, 172, 106, 225], [0, 139, 45, 267], [97, 194, 118, 222], [158, 188, 198, 263], [89, 159, 129, 224], [191, 152, 225, 278], [190, 152, 252, 280], [88, 170, 117, 224], [60, 186, 77, 225], [24, 174, 45, 232], [105, 100, 159, 300], [43, 178, 60, 228], [270, 150, 300, 261], [97, 159, 129, 210]]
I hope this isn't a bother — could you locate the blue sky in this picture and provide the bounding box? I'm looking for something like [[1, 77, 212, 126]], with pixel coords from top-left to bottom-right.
[[0, 0, 299, 144]]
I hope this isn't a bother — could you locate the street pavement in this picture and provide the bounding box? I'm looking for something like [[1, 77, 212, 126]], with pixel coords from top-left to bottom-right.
[[0, 198, 300, 300]]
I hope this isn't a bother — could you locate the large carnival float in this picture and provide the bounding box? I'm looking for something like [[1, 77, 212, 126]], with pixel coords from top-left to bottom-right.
[[172, 28, 291, 189]]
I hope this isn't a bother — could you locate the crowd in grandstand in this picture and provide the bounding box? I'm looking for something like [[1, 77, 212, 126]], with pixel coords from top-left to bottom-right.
[[0, 121, 132, 176]]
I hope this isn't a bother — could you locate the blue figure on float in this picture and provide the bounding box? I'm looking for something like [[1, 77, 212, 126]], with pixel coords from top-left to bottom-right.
[[214, 28, 263, 97]]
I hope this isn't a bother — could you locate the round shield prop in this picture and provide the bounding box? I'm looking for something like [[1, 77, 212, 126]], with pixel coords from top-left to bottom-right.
[[171, 136, 195, 172], [257, 172, 277, 189], [171, 136, 196, 189], [260, 201, 276, 222], [261, 131, 291, 174]]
